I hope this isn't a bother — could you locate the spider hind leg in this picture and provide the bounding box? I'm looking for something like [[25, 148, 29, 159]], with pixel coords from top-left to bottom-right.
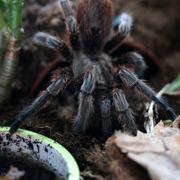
[[113, 52, 147, 78]]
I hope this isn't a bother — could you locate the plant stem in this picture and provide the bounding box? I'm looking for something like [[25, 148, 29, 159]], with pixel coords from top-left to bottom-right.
[[0, 10, 5, 28], [9, 0, 24, 39], [0, 28, 9, 64], [0, 0, 24, 105]]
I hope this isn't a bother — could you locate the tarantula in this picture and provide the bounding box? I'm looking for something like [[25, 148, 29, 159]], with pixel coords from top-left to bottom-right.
[[10, 0, 176, 139]]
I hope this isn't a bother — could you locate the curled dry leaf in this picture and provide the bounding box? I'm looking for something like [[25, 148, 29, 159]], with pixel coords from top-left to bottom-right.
[[114, 122, 180, 180]]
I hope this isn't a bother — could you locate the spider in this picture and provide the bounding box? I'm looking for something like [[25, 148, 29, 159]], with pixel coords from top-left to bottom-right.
[[10, 0, 176, 140]]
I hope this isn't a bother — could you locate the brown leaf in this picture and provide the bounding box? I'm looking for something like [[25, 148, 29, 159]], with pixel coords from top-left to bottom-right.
[[114, 123, 180, 180], [173, 115, 180, 129]]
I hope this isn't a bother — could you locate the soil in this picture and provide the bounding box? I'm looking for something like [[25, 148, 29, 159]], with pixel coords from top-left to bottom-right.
[[0, 0, 180, 180]]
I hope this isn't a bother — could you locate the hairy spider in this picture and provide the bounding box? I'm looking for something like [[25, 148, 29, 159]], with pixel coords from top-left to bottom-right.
[[10, 0, 176, 140]]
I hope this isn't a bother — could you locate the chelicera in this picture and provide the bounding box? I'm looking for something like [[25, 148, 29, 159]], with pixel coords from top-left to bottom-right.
[[10, 0, 176, 140]]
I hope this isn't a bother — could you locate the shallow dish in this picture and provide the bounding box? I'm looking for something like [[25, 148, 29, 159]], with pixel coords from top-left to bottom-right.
[[0, 127, 79, 180]]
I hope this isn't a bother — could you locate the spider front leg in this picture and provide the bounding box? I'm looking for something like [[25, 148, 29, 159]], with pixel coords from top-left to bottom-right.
[[59, 0, 79, 49], [118, 68, 177, 120], [34, 32, 73, 60], [9, 70, 71, 134], [73, 67, 96, 134], [113, 88, 137, 136]]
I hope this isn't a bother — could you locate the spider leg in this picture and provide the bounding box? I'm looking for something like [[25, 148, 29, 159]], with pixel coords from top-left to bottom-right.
[[113, 52, 147, 77], [98, 97, 112, 139], [73, 67, 96, 134], [108, 13, 161, 76], [104, 12, 132, 52], [9, 70, 71, 134], [118, 68, 177, 120], [34, 32, 72, 60], [113, 88, 137, 136], [59, 0, 79, 49], [109, 40, 161, 77]]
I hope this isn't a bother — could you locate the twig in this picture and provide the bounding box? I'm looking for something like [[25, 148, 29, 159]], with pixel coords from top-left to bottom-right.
[[0, 28, 10, 64], [144, 84, 170, 133]]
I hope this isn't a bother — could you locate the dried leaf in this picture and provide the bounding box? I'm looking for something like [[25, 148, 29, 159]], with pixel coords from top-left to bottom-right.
[[114, 123, 180, 180], [173, 115, 180, 129], [128, 152, 180, 180]]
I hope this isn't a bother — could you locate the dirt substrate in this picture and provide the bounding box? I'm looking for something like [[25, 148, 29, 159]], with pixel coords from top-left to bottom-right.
[[0, 0, 180, 179]]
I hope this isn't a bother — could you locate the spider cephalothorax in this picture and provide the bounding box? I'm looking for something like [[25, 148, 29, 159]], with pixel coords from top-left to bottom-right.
[[10, 0, 176, 140]]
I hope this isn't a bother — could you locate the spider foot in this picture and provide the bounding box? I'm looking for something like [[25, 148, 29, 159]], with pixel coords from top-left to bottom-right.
[[73, 94, 94, 135], [99, 98, 113, 139], [73, 117, 85, 135], [119, 112, 138, 136], [9, 116, 23, 135], [113, 88, 137, 136], [117, 12, 133, 35]]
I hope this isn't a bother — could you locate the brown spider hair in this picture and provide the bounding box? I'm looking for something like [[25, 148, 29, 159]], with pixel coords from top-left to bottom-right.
[[76, 0, 113, 52]]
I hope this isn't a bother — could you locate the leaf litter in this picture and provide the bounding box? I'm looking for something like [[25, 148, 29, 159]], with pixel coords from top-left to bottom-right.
[[114, 119, 180, 180]]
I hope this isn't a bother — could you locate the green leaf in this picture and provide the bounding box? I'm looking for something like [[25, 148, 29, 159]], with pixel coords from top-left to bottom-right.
[[0, 0, 10, 26], [0, 0, 10, 5], [163, 119, 173, 126], [165, 74, 180, 94], [9, 0, 24, 38], [0, 9, 5, 28]]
